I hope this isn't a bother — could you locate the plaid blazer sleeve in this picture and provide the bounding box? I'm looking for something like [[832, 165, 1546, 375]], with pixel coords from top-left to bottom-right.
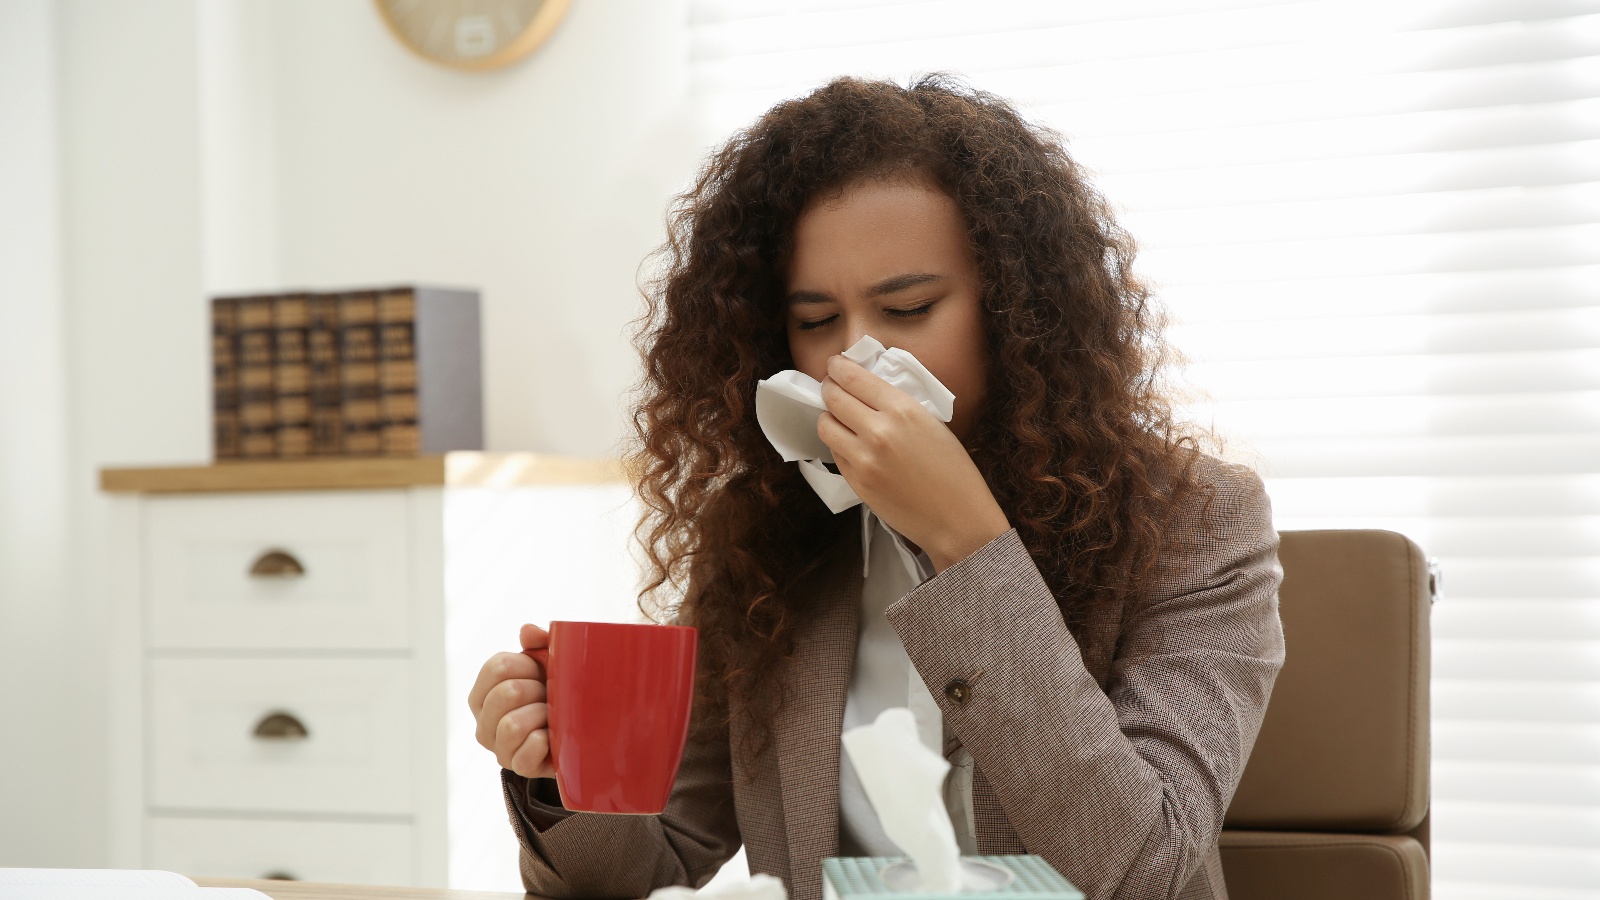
[[885, 460, 1285, 900], [499, 665, 743, 898]]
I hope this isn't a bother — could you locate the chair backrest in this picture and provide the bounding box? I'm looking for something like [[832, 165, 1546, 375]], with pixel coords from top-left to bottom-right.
[[1219, 529, 1433, 900]]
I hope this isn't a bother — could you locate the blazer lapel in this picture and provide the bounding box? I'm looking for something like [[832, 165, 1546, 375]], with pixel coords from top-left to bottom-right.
[[773, 515, 863, 900]]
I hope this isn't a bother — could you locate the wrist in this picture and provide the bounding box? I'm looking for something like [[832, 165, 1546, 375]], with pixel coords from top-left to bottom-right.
[[929, 509, 1011, 574]]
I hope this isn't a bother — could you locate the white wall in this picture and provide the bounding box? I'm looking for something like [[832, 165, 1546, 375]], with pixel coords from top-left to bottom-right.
[[0, 0, 85, 868], [266, 0, 699, 456], [2, 0, 696, 867]]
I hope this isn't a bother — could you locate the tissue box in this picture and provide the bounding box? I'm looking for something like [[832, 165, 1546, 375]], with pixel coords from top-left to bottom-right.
[[822, 855, 1083, 900]]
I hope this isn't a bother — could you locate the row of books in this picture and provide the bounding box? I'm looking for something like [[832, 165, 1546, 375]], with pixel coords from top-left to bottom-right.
[[211, 285, 483, 460]]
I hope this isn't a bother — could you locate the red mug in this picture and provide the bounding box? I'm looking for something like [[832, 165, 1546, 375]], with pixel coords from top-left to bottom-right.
[[524, 621, 698, 814]]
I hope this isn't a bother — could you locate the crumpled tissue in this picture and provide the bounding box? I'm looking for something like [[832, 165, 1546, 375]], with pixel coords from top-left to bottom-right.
[[755, 335, 956, 513], [648, 873, 788, 900], [841, 707, 963, 894]]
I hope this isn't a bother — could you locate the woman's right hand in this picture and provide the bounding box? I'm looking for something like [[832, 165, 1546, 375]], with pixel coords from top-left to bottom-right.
[[468, 623, 555, 779]]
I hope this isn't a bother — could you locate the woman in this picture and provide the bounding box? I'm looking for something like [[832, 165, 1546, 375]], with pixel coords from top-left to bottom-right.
[[468, 74, 1284, 900]]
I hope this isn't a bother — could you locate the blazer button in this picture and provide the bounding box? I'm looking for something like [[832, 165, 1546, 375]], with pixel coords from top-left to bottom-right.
[[944, 679, 971, 705]]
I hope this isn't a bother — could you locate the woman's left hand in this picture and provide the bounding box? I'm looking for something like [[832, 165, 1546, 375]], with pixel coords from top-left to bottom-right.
[[818, 354, 1011, 573]]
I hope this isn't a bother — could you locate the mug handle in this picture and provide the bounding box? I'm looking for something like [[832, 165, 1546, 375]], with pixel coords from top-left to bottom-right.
[[523, 646, 549, 679], [519, 646, 559, 783]]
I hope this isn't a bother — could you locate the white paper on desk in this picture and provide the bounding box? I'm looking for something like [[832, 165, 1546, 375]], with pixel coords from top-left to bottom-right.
[[0, 868, 268, 900], [0, 883, 265, 890], [0, 870, 196, 887], [755, 335, 955, 514], [648, 872, 788, 900]]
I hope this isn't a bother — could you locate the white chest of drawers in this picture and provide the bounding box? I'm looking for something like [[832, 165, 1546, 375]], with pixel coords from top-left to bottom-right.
[[101, 453, 642, 891]]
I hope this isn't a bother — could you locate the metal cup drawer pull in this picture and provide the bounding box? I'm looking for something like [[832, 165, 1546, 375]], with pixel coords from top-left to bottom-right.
[[252, 711, 310, 741], [248, 549, 306, 578], [260, 871, 298, 881]]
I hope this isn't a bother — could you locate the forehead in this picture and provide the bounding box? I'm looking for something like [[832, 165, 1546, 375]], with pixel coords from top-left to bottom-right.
[[787, 177, 970, 286]]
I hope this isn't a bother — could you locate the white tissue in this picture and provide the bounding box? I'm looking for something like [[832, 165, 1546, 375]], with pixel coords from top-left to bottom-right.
[[841, 707, 963, 894], [755, 335, 956, 513], [648, 873, 789, 900]]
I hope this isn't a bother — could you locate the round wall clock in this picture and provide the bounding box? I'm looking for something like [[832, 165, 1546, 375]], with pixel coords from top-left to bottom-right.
[[374, 0, 572, 72]]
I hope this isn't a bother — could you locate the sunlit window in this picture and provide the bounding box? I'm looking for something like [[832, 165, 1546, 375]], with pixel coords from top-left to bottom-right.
[[691, 2, 1600, 896]]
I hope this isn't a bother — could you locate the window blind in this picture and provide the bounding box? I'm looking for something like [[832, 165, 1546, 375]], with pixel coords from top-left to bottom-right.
[[689, 2, 1600, 896]]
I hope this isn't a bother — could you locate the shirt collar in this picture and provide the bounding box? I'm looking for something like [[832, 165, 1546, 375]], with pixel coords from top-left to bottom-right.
[[860, 505, 934, 582]]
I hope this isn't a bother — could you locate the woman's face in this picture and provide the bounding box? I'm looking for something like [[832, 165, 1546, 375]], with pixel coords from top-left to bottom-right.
[[784, 176, 989, 443]]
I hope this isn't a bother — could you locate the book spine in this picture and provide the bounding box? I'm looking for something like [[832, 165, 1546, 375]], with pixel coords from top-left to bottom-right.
[[307, 292, 343, 456], [211, 297, 241, 461], [378, 288, 420, 456], [339, 291, 383, 456], [236, 296, 277, 458], [273, 293, 312, 458]]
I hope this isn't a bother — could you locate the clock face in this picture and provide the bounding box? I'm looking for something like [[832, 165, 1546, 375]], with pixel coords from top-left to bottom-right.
[[375, 0, 571, 71]]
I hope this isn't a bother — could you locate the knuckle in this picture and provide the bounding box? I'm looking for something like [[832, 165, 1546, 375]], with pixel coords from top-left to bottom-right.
[[484, 680, 510, 708], [512, 731, 548, 777], [496, 711, 523, 742], [508, 679, 530, 704]]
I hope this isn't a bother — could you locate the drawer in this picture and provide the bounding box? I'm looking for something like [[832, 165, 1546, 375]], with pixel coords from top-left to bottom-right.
[[148, 658, 414, 816], [146, 814, 414, 885], [145, 490, 412, 650]]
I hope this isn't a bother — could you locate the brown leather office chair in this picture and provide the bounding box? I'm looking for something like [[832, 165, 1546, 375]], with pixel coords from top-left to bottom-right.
[[1220, 530, 1433, 900]]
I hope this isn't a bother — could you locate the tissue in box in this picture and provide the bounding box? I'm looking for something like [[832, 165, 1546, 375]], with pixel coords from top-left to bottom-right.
[[822, 855, 1083, 900]]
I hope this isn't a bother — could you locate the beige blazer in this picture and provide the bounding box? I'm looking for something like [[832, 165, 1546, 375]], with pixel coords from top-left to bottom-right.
[[501, 456, 1285, 900]]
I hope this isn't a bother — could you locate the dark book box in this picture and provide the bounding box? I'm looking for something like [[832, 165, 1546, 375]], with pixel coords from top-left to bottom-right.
[[210, 297, 241, 460], [235, 295, 277, 458], [273, 293, 312, 458], [211, 285, 483, 461]]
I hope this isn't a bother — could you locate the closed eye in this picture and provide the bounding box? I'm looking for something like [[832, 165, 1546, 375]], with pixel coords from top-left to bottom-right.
[[889, 301, 937, 318], [796, 301, 937, 332]]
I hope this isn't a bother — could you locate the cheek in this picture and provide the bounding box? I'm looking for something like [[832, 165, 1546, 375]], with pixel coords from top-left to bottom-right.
[[948, 355, 988, 408], [928, 316, 990, 404], [911, 346, 984, 409], [787, 335, 828, 382]]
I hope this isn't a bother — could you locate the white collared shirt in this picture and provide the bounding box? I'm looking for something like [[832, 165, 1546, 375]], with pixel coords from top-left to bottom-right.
[[838, 505, 978, 858]]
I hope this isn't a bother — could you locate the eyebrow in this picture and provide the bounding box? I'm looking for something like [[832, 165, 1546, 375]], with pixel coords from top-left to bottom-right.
[[786, 272, 945, 306]]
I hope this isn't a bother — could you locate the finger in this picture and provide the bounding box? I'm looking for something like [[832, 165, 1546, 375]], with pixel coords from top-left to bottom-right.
[[817, 410, 853, 458], [819, 376, 877, 435], [825, 354, 906, 413], [476, 678, 547, 751], [495, 701, 549, 767], [468, 651, 541, 715], [519, 623, 551, 680], [497, 702, 550, 771], [508, 726, 555, 780], [520, 623, 550, 652]]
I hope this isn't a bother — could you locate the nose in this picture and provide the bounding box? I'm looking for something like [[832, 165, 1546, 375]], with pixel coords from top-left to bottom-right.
[[840, 313, 872, 353]]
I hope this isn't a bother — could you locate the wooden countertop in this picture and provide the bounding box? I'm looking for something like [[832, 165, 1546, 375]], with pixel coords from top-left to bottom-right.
[[193, 877, 534, 900], [100, 452, 630, 494]]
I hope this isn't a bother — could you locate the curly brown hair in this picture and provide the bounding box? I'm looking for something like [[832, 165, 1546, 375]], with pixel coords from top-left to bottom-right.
[[624, 73, 1204, 750]]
